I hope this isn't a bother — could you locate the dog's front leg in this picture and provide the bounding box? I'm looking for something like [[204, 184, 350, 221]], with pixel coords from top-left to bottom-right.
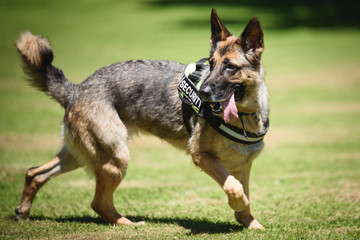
[[192, 152, 249, 212], [232, 164, 264, 230]]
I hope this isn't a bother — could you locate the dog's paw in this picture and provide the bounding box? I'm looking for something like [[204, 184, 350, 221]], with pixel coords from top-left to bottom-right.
[[14, 206, 29, 221], [248, 220, 265, 230], [135, 221, 146, 226], [223, 176, 249, 211], [115, 217, 145, 226], [235, 211, 265, 230]]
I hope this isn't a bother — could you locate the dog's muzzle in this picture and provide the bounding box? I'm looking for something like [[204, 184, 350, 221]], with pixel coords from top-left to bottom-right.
[[199, 85, 223, 115], [199, 84, 212, 102]]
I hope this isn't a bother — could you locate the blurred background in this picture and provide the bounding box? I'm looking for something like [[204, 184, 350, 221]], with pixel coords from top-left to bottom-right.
[[0, 0, 359, 238]]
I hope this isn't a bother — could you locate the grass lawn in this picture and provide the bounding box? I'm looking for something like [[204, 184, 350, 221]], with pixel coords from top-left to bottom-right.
[[1, 0, 359, 239]]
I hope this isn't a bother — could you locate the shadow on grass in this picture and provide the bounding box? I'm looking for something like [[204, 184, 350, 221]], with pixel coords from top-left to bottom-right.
[[129, 215, 244, 234], [23, 214, 244, 234], [27, 215, 108, 225]]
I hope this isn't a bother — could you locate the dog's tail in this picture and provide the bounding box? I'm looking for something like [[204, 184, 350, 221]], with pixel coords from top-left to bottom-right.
[[16, 31, 75, 108]]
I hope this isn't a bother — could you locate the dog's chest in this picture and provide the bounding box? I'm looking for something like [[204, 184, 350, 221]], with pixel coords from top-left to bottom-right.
[[217, 141, 264, 172], [191, 122, 264, 172]]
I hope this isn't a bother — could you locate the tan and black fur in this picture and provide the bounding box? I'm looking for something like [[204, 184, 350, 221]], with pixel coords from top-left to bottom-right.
[[15, 9, 269, 229]]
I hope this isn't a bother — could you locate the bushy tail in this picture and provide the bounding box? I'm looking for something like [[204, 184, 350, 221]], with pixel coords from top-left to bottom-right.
[[16, 31, 75, 108]]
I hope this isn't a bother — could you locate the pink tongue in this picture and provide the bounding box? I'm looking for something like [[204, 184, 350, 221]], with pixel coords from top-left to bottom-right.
[[222, 93, 238, 123]]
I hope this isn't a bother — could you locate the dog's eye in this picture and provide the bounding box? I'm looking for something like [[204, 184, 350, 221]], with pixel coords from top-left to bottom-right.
[[226, 63, 237, 71]]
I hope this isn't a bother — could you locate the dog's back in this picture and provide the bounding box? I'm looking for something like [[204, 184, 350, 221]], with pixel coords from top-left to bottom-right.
[[77, 60, 189, 146]]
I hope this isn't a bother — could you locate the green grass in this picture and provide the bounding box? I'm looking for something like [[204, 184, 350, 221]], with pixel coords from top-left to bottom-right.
[[1, 0, 360, 239]]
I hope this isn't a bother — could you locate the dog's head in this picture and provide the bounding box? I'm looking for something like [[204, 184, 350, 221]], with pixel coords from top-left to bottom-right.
[[199, 9, 265, 123]]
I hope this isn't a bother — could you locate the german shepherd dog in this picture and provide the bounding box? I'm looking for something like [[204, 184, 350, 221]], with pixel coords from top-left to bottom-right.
[[15, 9, 268, 230]]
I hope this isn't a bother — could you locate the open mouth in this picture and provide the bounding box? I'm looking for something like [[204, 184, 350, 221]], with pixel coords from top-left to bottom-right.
[[234, 84, 246, 101], [211, 84, 246, 123]]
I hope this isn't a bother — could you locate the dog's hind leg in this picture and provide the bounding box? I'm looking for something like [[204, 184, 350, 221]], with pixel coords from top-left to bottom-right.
[[65, 102, 141, 225], [89, 145, 133, 225], [15, 146, 79, 220], [88, 126, 142, 225], [91, 167, 134, 225]]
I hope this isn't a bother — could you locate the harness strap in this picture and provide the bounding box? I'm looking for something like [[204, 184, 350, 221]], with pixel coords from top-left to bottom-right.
[[181, 102, 194, 135], [201, 103, 269, 144]]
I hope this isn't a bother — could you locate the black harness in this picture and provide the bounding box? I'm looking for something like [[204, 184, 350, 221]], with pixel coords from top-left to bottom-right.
[[177, 58, 269, 145]]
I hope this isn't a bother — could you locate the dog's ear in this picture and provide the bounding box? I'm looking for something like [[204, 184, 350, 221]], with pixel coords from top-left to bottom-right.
[[210, 9, 231, 46], [237, 17, 264, 61]]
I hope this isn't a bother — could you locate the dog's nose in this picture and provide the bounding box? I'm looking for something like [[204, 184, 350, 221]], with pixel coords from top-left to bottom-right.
[[199, 85, 212, 101]]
